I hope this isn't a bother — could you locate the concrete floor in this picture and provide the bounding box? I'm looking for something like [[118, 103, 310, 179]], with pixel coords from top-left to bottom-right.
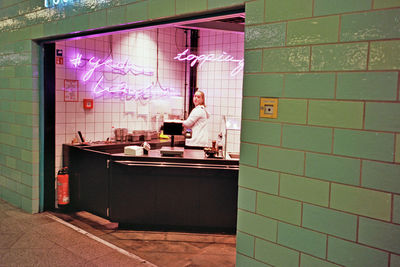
[[0, 199, 236, 266]]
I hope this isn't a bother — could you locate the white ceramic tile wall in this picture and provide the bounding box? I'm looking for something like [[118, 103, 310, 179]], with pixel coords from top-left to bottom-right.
[[55, 28, 187, 170], [196, 30, 244, 153]]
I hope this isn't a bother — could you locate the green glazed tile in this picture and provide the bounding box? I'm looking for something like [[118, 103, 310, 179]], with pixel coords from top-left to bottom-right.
[[314, 0, 371, 16], [392, 254, 400, 267], [238, 187, 256, 212], [21, 173, 34, 187], [5, 156, 16, 169], [341, 10, 400, 42], [243, 73, 284, 97], [337, 72, 398, 100], [369, 40, 400, 70], [261, 99, 308, 124], [306, 152, 360, 185], [311, 43, 368, 71], [245, 23, 286, 49], [394, 195, 400, 224], [148, 0, 175, 19], [107, 5, 126, 26], [257, 192, 302, 225], [374, 0, 400, 8], [263, 46, 310, 72], [396, 134, 400, 163], [239, 142, 258, 167], [308, 100, 364, 128], [282, 124, 332, 153], [255, 238, 299, 267], [2, 187, 22, 209], [71, 15, 90, 32], [301, 254, 341, 267], [265, 0, 313, 22], [328, 236, 389, 267], [18, 183, 36, 199], [362, 160, 400, 194], [175, 0, 207, 15], [284, 73, 335, 99], [17, 160, 34, 176], [241, 120, 281, 146], [236, 231, 254, 257], [365, 102, 400, 132], [331, 183, 391, 221], [0, 67, 15, 78], [15, 65, 34, 78], [303, 204, 357, 241], [333, 129, 394, 162], [245, 0, 264, 25], [280, 173, 329, 206], [126, 1, 148, 22], [22, 197, 39, 214], [4, 169, 21, 184], [236, 254, 266, 267], [31, 24, 44, 39], [237, 209, 277, 241], [89, 10, 107, 30], [259, 146, 305, 175], [238, 165, 279, 195], [244, 50, 262, 73], [359, 217, 400, 254], [207, 0, 244, 9], [287, 16, 339, 45], [242, 97, 259, 120], [278, 222, 327, 258]]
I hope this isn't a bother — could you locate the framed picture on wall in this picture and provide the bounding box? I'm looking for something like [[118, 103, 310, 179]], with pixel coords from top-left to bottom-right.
[[64, 79, 79, 102]]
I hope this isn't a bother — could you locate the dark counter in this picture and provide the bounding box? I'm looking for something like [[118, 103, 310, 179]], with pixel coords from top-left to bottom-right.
[[63, 142, 238, 233]]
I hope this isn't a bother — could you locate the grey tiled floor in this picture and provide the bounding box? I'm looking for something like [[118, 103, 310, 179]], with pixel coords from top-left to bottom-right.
[[0, 199, 153, 266], [0, 199, 236, 267]]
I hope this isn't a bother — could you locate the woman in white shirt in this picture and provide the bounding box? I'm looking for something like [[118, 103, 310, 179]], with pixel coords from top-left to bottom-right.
[[183, 90, 210, 148]]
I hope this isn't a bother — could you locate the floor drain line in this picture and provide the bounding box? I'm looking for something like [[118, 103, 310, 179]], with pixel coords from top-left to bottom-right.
[[46, 213, 157, 267]]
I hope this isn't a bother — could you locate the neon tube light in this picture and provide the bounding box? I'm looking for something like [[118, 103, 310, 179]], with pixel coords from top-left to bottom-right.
[[174, 49, 244, 76], [69, 53, 175, 101], [70, 54, 154, 82]]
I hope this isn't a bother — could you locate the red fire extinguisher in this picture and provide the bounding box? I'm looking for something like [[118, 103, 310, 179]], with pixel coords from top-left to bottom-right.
[[57, 167, 69, 205]]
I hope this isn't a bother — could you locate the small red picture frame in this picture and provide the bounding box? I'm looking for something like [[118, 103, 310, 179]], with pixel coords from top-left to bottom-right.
[[64, 79, 79, 102]]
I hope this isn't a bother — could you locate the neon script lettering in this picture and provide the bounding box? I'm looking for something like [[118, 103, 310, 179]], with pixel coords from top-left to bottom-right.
[[174, 49, 244, 76], [70, 53, 173, 101], [82, 56, 154, 82], [92, 76, 171, 101]]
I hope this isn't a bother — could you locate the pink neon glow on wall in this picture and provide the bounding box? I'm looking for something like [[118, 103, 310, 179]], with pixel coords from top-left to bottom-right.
[[174, 49, 244, 76], [69, 53, 175, 101]]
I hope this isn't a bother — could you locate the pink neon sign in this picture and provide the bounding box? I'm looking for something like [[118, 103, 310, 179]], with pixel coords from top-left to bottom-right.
[[70, 54, 173, 101], [174, 49, 244, 76]]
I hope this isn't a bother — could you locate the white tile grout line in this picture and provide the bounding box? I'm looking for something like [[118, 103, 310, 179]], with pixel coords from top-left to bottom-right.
[[46, 213, 158, 267]]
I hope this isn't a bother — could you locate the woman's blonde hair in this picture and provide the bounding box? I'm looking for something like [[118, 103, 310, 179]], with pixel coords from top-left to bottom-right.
[[195, 90, 206, 107]]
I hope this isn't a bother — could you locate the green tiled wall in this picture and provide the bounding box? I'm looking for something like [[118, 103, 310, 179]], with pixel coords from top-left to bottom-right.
[[328, 237, 389, 267], [287, 16, 339, 45], [238, 1, 400, 266], [0, 1, 399, 266], [278, 222, 327, 258]]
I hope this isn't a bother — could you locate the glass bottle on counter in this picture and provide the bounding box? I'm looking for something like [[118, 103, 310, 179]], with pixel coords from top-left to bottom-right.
[[217, 132, 224, 158]]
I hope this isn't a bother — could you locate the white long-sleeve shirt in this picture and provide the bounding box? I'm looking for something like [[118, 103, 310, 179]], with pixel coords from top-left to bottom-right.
[[183, 105, 210, 147]]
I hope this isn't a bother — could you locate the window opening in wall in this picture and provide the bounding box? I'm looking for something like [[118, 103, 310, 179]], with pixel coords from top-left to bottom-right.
[[44, 12, 245, 209]]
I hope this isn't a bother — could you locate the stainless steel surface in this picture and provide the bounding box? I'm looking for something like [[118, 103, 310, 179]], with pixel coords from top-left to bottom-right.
[[114, 160, 238, 169]]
